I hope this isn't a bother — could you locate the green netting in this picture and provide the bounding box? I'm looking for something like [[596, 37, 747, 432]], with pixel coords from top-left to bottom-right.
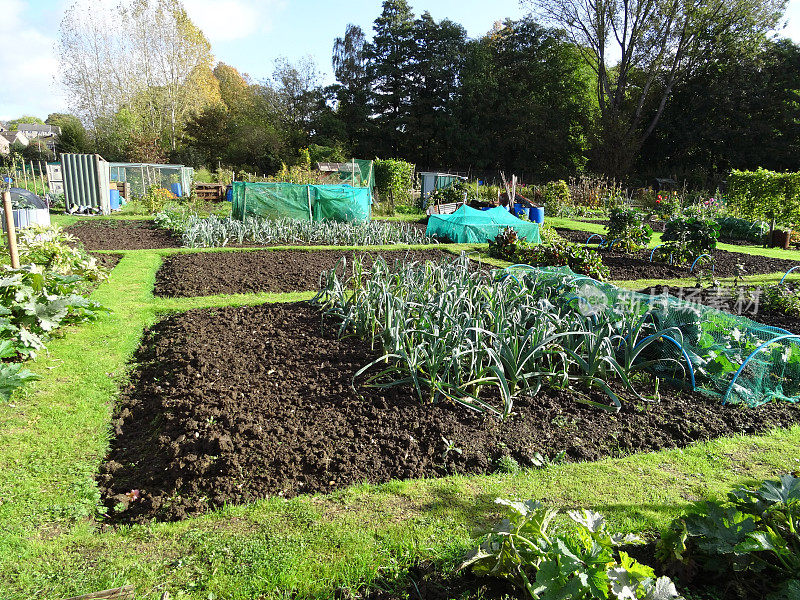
[[231, 182, 372, 222], [318, 159, 374, 188], [427, 205, 541, 244], [511, 265, 800, 407]]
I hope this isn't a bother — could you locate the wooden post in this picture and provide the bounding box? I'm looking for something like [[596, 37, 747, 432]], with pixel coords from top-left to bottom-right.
[[307, 186, 313, 222], [3, 190, 20, 268], [21, 158, 28, 190], [39, 160, 46, 194]]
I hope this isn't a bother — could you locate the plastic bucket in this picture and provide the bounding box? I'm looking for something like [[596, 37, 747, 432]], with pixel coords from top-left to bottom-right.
[[226, 186, 233, 202], [170, 182, 182, 197], [530, 206, 545, 224], [109, 189, 121, 210]]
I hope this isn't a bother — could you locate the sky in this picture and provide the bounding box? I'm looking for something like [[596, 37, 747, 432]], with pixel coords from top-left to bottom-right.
[[1, 0, 800, 121]]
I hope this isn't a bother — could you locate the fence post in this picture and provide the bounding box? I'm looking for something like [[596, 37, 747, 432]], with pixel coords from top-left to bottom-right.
[[3, 189, 20, 268]]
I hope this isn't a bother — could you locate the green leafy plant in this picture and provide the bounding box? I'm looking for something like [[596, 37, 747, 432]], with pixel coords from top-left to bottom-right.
[[657, 212, 720, 265], [490, 231, 610, 281], [717, 216, 767, 244], [374, 159, 415, 213], [0, 339, 40, 400], [462, 498, 682, 599], [543, 180, 571, 216], [13, 225, 108, 285], [428, 180, 470, 206], [657, 474, 800, 599], [0, 265, 107, 359], [606, 208, 653, 252]]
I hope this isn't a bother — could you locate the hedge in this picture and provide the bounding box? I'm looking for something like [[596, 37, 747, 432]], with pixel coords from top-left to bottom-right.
[[727, 168, 800, 225]]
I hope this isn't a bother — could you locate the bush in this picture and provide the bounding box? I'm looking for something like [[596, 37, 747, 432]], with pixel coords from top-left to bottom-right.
[[428, 181, 470, 206], [658, 212, 720, 264], [728, 168, 800, 226], [606, 208, 652, 252], [13, 225, 107, 286], [374, 159, 415, 214], [716, 216, 767, 243], [543, 180, 571, 215], [142, 187, 178, 213], [489, 228, 610, 281]]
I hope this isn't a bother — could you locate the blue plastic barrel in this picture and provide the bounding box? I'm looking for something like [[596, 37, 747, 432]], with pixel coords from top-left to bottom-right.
[[531, 206, 545, 224], [170, 182, 182, 197], [109, 189, 121, 210], [226, 186, 233, 202]]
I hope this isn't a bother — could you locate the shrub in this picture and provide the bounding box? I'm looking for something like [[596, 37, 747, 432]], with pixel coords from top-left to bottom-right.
[[142, 187, 177, 213], [716, 216, 767, 243], [727, 168, 800, 226], [428, 181, 470, 206], [462, 498, 681, 599], [658, 474, 799, 599], [657, 212, 720, 265], [489, 228, 610, 281], [543, 180, 571, 215], [374, 159, 415, 213], [606, 208, 652, 252]]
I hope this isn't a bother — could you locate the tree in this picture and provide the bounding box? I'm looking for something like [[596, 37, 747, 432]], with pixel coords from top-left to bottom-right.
[[331, 24, 371, 154], [638, 37, 800, 185], [365, 0, 417, 156], [406, 12, 467, 168], [528, 0, 787, 177], [47, 113, 93, 154], [7, 116, 45, 129], [456, 19, 592, 180], [58, 0, 217, 153]]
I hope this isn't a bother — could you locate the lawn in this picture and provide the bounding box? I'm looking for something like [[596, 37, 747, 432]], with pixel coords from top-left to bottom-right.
[[1, 216, 800, 599]]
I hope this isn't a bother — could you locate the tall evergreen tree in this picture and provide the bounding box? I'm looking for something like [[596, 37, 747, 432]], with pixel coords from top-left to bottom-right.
[[364, 0, 416, 157], [331, 24, 371, 155], [406, 12, 467, 168]]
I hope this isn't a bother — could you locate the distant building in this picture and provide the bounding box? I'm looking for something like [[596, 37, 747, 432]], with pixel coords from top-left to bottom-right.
[[15, 124, 60, 152], [0, 135, 9, 155], [0, 122, 8, 133], [1, 131, 29, 148]]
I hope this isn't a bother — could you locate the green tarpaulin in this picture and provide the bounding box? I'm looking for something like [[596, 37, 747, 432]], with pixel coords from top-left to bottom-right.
[[426, 205, 541, 244], [232, 182, 372, 222]]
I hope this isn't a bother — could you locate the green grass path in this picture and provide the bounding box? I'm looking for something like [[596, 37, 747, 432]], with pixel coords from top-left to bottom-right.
[[0, 243, 799, 599]]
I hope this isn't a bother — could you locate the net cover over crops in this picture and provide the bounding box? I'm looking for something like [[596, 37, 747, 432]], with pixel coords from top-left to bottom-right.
[[518, 266, 800, 407], [427, 205, 541, 244], [231, 182, 372, 223]]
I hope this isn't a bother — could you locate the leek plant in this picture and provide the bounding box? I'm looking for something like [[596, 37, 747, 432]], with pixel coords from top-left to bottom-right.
[[313, 254, 688, 418], [154, 209, 435, 247]]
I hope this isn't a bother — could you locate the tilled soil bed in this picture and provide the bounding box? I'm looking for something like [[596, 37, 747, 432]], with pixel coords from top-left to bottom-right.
[[67, 219, 181, 250], [154, 249, 459, 297], [92, 252, 123, 271], [553, 229, 798, 280], [640, 285, 800, 333], [99, 302, 800, 523]]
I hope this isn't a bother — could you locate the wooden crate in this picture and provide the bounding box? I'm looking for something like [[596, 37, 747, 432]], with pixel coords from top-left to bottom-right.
[[195, 183, 227, 202]]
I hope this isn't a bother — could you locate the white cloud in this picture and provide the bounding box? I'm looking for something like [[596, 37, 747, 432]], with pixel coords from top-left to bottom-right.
[[782, 0, 800, 42], [0, 0, 66, 120], [182, 0, 285, 43]]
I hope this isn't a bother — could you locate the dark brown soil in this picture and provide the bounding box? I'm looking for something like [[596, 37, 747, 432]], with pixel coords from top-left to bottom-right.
[[98, 302, 800, 523], [639, 285, 800, 333], [553, 230, 799, 280], [91, 253, 123, 271], [67, 219, 181, 250], [154, 249, 459, 297]]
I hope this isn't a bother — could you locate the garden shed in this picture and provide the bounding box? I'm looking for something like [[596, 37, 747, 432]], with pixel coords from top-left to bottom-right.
[[419, 171, 467, 202], [426, 204, 541, 243]]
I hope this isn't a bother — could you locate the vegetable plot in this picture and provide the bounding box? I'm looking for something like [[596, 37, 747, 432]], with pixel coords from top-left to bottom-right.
[[155, 209, 435, 247], [314, 256, 800, 416]]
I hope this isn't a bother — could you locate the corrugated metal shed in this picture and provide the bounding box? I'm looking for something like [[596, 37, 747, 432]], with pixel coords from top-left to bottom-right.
[[61, 154, 111, 214]]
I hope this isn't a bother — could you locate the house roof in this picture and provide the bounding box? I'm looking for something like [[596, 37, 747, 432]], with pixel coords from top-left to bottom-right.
[[16, 123, 60, 135], [1, 131, 29, 144]]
